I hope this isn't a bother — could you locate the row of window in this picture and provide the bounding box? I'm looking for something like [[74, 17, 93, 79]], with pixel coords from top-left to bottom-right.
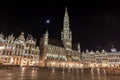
[[86, 59, 120, 63], [23, 56, 33, 59], [109, 59, 120, 62], [48, 46, 64, 53], [46, 57, 66, 61], [107, 55, 120, 58], [2, 50, 12, 55]]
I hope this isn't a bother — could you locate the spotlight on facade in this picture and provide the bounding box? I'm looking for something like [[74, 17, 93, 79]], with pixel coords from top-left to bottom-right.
[[90, 64, 94, 68], [10, 58, 14, 64], [52, 62, 55, 67], [0, 46, 4, 50], [80, 64, 83, 68], [102, 63, 107, 67]]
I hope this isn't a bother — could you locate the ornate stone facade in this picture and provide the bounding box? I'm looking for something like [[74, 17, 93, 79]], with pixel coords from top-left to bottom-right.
[[82, 48, 120, 68], [39, 7, 81, 68], [0, 32, 39, 66]]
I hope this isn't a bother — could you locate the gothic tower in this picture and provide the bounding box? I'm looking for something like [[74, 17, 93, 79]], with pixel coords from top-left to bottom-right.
[[61, 7, 72, 50], [40, 31, 49, 66], [61, 7, 72, 61]]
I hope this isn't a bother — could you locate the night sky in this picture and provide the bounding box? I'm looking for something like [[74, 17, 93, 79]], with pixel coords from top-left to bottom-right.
[[0, 0, 120, 51]]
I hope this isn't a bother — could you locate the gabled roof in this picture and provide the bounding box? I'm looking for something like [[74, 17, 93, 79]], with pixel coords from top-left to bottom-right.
[[48, 38, 64, 47]]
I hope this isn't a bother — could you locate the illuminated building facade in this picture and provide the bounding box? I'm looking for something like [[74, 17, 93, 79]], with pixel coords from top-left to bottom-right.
[[0, 32, 39, 66], [39, 7, 81, 68], [82, 48, 120, 68], [2, 7, 120, 69]]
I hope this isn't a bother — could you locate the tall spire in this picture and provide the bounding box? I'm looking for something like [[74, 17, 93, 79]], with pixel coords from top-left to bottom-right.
[[63, 7, 70, 31], [61, 7, 72, 50], [64, 7, 69, 22], [44, 30, 49, 45]]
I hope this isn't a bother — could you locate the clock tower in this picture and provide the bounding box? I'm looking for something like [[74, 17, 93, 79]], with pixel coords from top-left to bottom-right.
[[61, 7, 72, 61]]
